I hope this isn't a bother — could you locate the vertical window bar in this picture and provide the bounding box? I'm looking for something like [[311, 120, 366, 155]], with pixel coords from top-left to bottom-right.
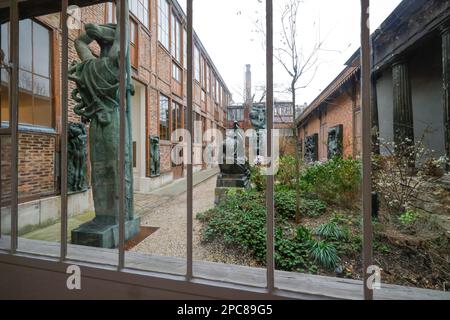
[[360, 0, 374, 300], [60, 0, 69, 261], [9, 0, 19, 253], [118, 0, 127, 270], [265, 0, 275, 292], [186, 0, 193, 281]]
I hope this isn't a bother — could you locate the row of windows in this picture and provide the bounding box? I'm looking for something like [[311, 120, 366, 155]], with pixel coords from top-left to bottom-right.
[[107, 1, 149, 29], [156, 0, 230, 108], [159, 93, 219, 143]]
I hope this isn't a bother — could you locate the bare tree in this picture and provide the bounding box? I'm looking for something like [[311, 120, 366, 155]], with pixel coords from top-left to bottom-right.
[[255, 0, 324, 223]]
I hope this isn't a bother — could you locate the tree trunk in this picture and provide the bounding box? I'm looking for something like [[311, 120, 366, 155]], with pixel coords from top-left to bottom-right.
[[292, 85, 301, 223]]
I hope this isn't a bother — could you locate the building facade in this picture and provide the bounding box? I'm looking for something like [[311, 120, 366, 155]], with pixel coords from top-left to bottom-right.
[[0, 0, 231, 233], [297, 0, 449, 165]]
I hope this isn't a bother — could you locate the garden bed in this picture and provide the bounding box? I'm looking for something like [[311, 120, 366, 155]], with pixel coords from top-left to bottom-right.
[[197, 156, 450, 291]]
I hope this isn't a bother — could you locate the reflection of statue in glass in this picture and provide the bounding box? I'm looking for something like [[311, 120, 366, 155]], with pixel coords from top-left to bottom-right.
[[68, 122, 88, 193], [69, 0, 140, 248]]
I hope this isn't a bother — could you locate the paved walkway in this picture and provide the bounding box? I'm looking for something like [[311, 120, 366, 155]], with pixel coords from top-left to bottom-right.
[[131, 168, 259, 266], [21, 167, 258, 266]]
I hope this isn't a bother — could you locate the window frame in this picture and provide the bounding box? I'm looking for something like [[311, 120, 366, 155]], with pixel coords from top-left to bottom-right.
[[158, 93, 170, 142], [0, 0, 379, 301], [157, 0, 170, 50], [129, 17, 139, 69], [171, 11, 182, 63], [0, 18, 54, 129]]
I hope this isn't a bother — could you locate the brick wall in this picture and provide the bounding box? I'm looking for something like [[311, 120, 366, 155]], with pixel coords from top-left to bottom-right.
[[298, 82, 361, 161], [1, 133, 55, 204]]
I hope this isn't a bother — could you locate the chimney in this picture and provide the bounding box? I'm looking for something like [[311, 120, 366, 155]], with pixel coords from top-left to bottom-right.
[[244, 64, 252, 105]]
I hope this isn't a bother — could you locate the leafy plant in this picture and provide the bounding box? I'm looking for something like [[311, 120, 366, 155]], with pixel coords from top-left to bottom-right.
[[274, 189, 327, 220], [250, 165, 266, 192], [309, 240, 340, 270], [301, 157, 361, 207], [198, 189, 321, 272], [296, 225, 313, 243], [399, 210, 419, 226], [315, 222, 348, 241]]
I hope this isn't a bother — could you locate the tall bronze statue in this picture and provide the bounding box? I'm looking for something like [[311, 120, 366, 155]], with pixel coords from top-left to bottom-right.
[[69, 0, 140, 248]]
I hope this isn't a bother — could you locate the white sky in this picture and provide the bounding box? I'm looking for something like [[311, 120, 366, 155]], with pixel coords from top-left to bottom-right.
[[180, 0, 402, 105]]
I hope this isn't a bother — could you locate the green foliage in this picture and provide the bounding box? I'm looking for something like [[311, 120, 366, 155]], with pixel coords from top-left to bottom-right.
[[274, 228, 311, 271], [274, 189, 327, 220], [296, 225, 313, 242], [275, 155, 298, 189], [301, 157, 361, 207], [315, 222, 348, 241], [374, 241, 391, 254], [399, 210, 419, 226], [309, 240, 341, 270], [250, 165, 266, 192], [199, 189, 321, 272]]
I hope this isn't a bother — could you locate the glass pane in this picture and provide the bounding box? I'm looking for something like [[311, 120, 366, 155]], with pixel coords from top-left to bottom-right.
[[270, 0, 364, 297], [18, 90, 33, 125], [187, 0, 266, 288], [0, 71, 9, 127], [15, 14, 56, 257], [18, 69, 32, 92], [33, 95, 52, 128], [1, 23, 9, 64], [371, 0, 449, 294], [0, 134, 11, 251], [32, 22, 50, 78], [64, 7, 122, 266], [18, 19, 32, 72], [33, 75, 50, 98]]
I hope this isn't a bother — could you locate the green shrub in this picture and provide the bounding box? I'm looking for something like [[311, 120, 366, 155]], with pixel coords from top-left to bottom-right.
[[301, 157, 361, 207], [199, 189, 320, 272], [315, 222, 348, 241], [274, 189, 327, 220], [276, 155, 298, 189], [250, 165, 266, 192], [296, 225, 313, 243], [399, 210, 419, 226], [274, 228, 310, 271], [309, 240, 340, 270]]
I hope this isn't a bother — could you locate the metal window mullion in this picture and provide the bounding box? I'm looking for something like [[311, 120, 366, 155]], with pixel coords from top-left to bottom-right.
[[360, 0, 374, 301], [265, 0, 275, 292], [118, 0, 127, 270], [9, 0, 19, 253], [60, 0, 69, 261], [186, 0, 193, 281]]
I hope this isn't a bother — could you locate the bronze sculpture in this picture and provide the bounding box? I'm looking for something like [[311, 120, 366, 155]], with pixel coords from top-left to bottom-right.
[[69, 0, 140, 248], [68, 122, 88, 193]]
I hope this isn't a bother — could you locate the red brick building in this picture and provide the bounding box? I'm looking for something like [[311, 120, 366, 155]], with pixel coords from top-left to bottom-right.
[[0, 0, 231, 233], [297, 0, 450, 165], [297, 55, 361, 162]]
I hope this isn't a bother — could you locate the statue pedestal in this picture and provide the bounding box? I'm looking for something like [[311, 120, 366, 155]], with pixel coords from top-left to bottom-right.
[[214, 173, 250, 204], [71, 217, 141, 249]]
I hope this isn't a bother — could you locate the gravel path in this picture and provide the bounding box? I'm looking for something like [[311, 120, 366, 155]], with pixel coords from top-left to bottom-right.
[[131, 176, 259, 267]]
